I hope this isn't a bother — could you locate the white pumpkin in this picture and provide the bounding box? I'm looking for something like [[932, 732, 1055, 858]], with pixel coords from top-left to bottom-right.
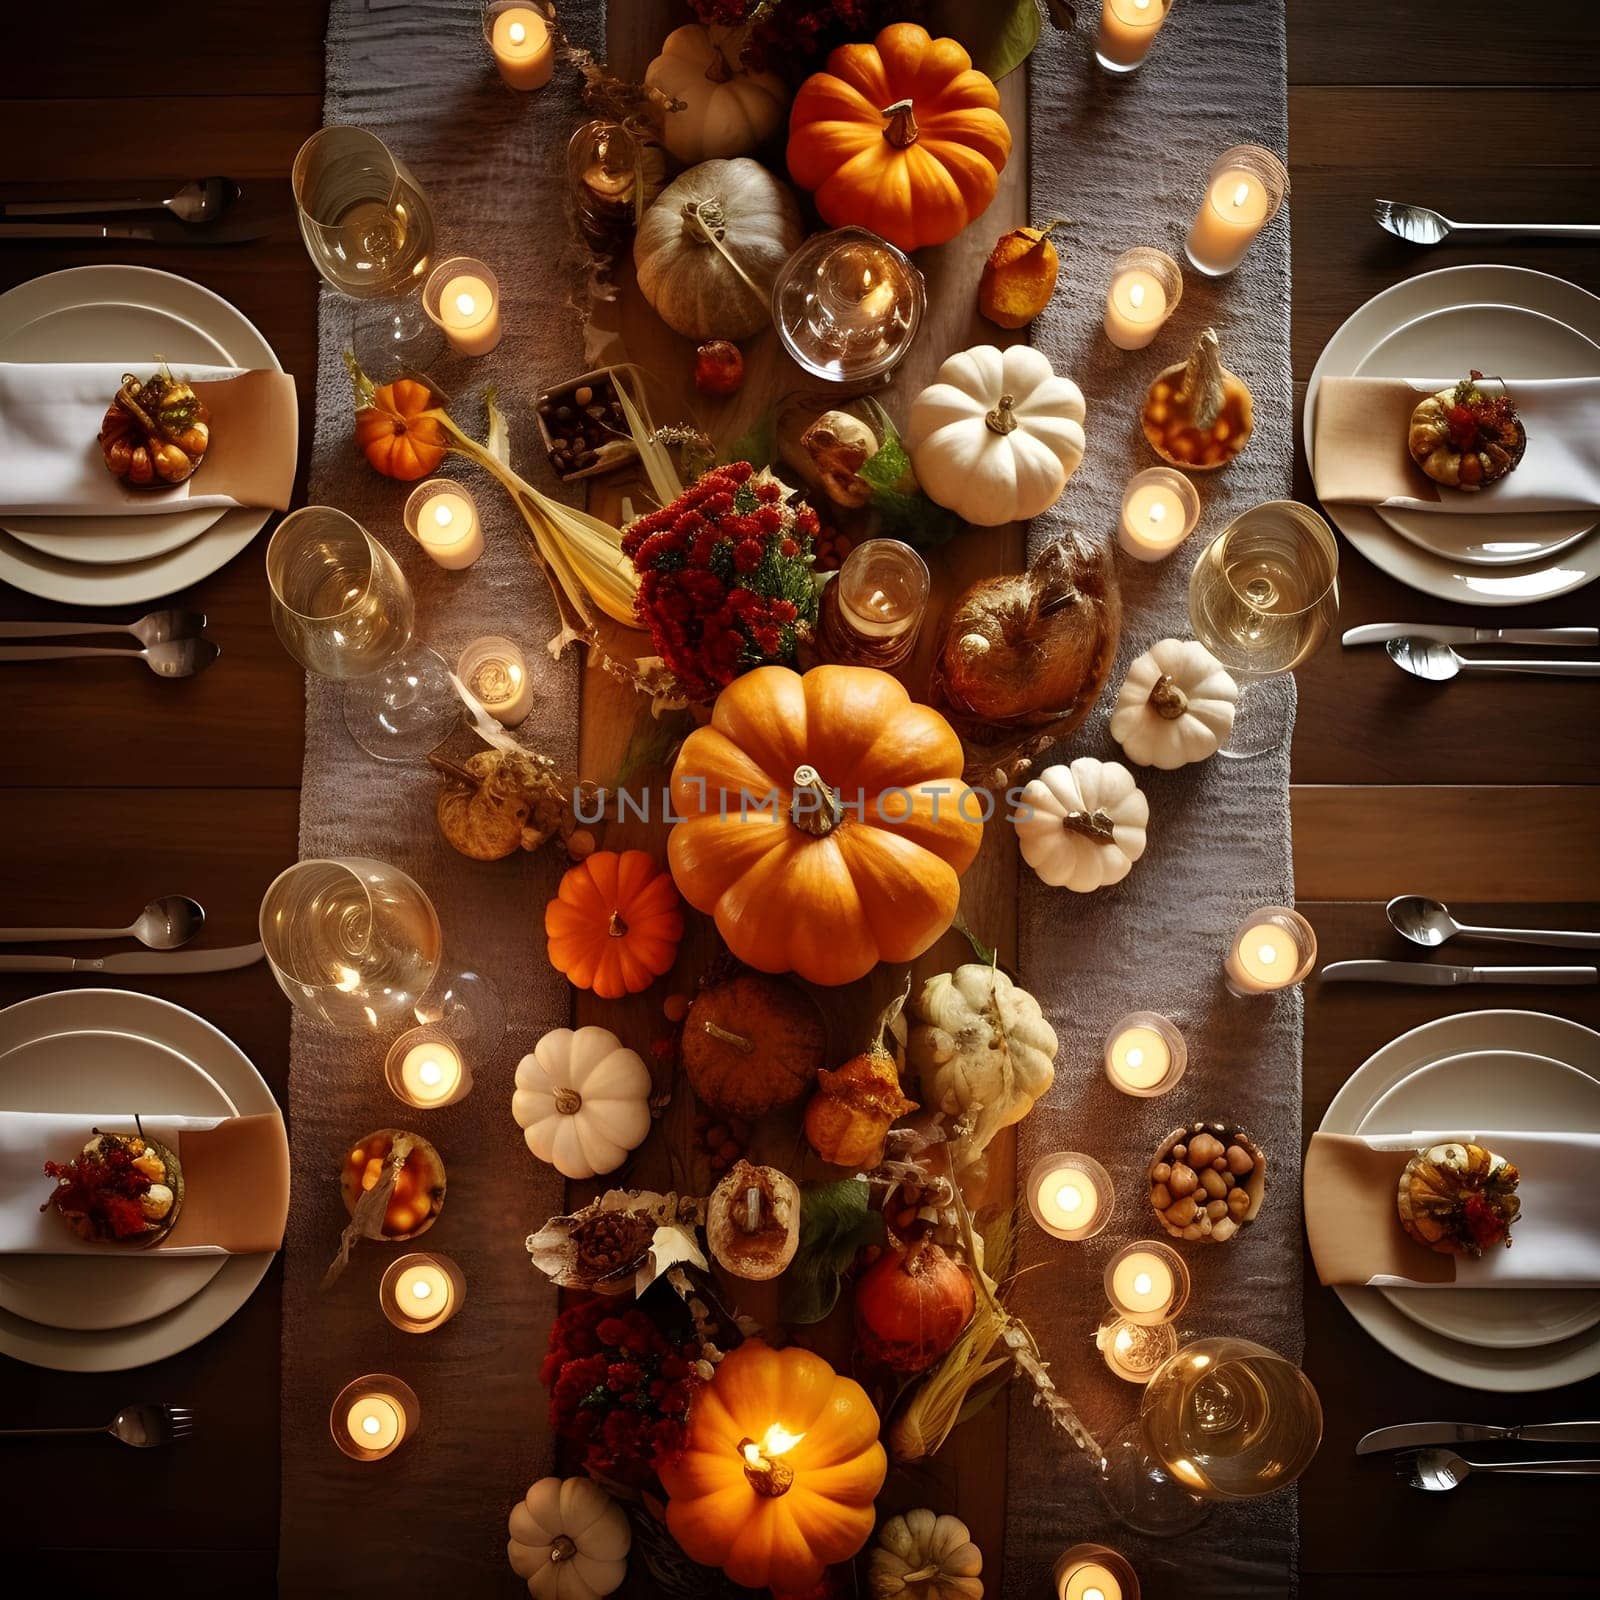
[[1110, 638, 1238, 770], [507, 1475, 630, 1600], [645, 25, 789, 164], [906, 344, 1086, 526], [1014, 757, 1148, 892], [634, 157, 804, 340], [513, 1026, 652, 1181], [868, 1508, 983, 1600]]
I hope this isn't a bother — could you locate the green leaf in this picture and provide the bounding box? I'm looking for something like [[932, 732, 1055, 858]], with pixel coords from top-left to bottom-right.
[[857, 398, 967, 550], [953, 916, 996, 967], [779, 1178, 884, 1326], [720, 406, 777, 470], [946, 0, 1042, 82]]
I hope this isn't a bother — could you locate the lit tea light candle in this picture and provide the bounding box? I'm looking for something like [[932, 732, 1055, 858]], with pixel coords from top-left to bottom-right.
[[457, 635, 534, 726], [815, 538, 930, 670], [384, 1026, 474, 1109], [1104, 1240, 1190, 1326], [1097, 1311, 1179, 1384], [347, 1394, 402, 1451], [424, 255, 503, 357], [1224, 904, 1317, 996], [1103, 1011, 1187, 1097], [330, 1375, 420, 1461], [1026, 1151, 1113, 1242], [381, 1251, 467, 1333], [1103, 246, 1181, 351], [404, 479, 484, 570], [487, 3, 554, 90], [1095, 0, 1174, 73], [1054, 1544, 1140, 1600], [1186, 145, 1288, 277], [1117, 466, 1200, 561]]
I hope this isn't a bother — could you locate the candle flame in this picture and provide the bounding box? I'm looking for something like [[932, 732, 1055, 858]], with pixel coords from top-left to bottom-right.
[[410, 1278, 433, 1301], [361, 1415, 381, 1436], [433, 503, 454, 529], [1232, 180, 1250, 209], [1086, 1589, 1107, 1600], [1133, 1271, 1153, 1296], [508, 20, 526, 43], [1054, 1183, 1083, 1215], [1126, 1046, 1145, 1068], [455, 291, 477, 318], [418, 1059, 444, 1087], [1146, 501, 1166, 525], [1257, 942, 1278, 965], [1128, 281, 1146, 310]]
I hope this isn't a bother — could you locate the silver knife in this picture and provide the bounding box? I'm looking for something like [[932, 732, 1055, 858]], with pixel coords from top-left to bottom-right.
[[0, 223, 269, 245], [1358, 1420, 1600, 1455], [1343, 623, 1599, 648], [0, 942, 264, 974], [1320, 960, 1597, 986]]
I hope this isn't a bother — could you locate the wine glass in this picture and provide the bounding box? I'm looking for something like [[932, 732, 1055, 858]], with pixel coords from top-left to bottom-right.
[[266, 506, 460, 761], [1187, 499, 1339, 759], [1096, 1336, 1323, 1536], [291, 125, 443, 374]]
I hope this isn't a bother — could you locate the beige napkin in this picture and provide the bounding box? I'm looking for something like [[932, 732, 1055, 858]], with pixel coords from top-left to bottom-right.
[[0, 1110, 289, 1255], [1312, 375, 1600, 512], [0, 361, 298, 517]]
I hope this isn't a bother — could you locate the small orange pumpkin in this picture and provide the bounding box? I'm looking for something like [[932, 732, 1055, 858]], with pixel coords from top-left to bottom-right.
[[355, 377, 448, 481], [660, 1339, 887, 1593], [786, 23, 1011, 253], [545, 849, 684, 999]]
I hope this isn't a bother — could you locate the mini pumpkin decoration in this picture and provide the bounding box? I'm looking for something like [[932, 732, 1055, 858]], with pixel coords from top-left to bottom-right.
[[512, 1026, 653, 1181], [507, 1474, 631, 1600], [1409, 371, 1526, 491], [706, 1159, 801, 1280], [545, 850, 684, 999], [668, 665, 982, 987], [979, 221, 1060, 329], [98, 370, 210, 487], [907, 344, 1086, 527], [1142, 327, 1254, 471], [855, 1239, 975, 1374], [354, 375, 448, 481], [805, 989, 917, 1169], [1397, 1139, 1520, 1255], [786, 24, 1011, 252], [682, 971, 825, 1117], [430, 747, 568, 861], [661, 1338, 888, 1593], [646, 24, 789, 164], [1014, 758, 1148, 892], [634, 158, 804, 340], [869, 1509, 983, 1600], [1109, 638, 1239, 770]]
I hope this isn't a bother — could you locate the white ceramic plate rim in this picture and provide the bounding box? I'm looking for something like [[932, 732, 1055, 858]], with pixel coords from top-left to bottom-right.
[[1319, 1008, 1600, 1392], [0, 990, 284, 1372], [1305, 264, 1600, 606]]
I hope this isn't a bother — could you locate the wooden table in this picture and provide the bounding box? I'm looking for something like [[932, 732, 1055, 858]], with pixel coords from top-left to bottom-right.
[[1, 4, 1596, 1594]]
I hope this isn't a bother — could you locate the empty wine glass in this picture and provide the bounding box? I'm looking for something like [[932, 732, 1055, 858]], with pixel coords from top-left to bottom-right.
[[266, 506, 460, 761], [292, 125, 443, 373]]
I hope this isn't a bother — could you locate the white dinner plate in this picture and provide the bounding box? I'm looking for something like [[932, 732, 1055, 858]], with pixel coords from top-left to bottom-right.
[[0, 990, 285, 1371], [1305, 265, 1600, 605], [1320, 1009, 1600, 1392], [1357, 1049, 1600, 1349], [0, 265, 291, 602]]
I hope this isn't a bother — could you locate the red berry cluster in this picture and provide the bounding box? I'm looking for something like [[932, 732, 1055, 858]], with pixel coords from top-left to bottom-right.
[[689, 0, 914, 71], [42, 1139, 152, 1240], [540, 1296, 703, 1489], [623, 460, 819, 704]]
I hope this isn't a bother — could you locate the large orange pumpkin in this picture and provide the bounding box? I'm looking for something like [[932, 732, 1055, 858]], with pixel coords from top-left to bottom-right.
[[785, 23, 1011, 252], [668, 665, 982, 987], [355, 377, 448, 481], [545, 849, 684, 999], [660, 1339, 887, 1593]]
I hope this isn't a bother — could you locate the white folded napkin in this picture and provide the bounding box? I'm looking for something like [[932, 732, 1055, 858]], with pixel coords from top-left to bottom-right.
[[1312, 375, 1600, 514], [0, 361, 298, 518]]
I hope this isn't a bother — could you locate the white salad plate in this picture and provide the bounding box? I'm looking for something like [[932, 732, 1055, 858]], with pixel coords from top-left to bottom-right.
[[0, 989, 285, 1371], [1305, 265, 1600, 605], [1321, 1009, 1600, 1392], [0, 265, 290, 602]]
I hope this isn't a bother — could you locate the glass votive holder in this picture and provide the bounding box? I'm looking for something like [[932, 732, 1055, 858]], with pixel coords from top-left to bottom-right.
[[380, 1251, 467, 1334], [1224, 904, 1317, 996], [483, 1, 555, 91], [1097, 1310, 1180, 1385], [815, 538, 930, 671], [330, 1374, 420, 1461], [1186, 144, 1289, 277], [423, 255, 503, 356], [1026, 1151, 1114, 1242], [1103, 246, 1182, 350], [385, 1025, 474, 1110], [1117, 467, 1201, 562], [1055, 1542, 1142, 1600], [457, 634, 533, 726], [1104, 1239, 1191, 1326], [404, 478, 484, 570], [1103, 1011, 1187, 1098], [772, 226, 926, 385], [1095, 0, 1175, 74]]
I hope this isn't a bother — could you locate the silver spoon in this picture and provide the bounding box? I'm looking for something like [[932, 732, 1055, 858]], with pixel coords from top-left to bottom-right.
[[0, 894, 206, 948], [1388, 894, 1600, 952], [0, 638, 220, 677], [0, 1405, 194, 1448], [2, 178, 239, 224], [0, 608, 205, 646], [1397, 1448, 1600, 1491], [1385, 636, 1600, 681], [1373, 199, 1600, 246]]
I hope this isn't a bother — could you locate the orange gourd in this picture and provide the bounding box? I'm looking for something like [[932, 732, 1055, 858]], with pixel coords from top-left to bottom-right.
[[785, 23, 1011, 252], [667, 665, 982, 988], [545, 849, 684, 999], [355, 377, 448, 481], [660, 1339, 887, 1593]]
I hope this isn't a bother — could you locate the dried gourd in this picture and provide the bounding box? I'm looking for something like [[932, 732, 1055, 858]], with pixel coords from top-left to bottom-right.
[[1141, 327, 1254, 470], [430, 747, 568, 861]]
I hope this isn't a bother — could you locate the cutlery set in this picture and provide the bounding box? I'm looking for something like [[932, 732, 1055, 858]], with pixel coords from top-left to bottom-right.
[[0, 894, 262, 976], [1357, 1420, 1600, 1492], [0, 610, 219, 678], [0, 177, 258, 247], [1343, 623, 1600, 682]]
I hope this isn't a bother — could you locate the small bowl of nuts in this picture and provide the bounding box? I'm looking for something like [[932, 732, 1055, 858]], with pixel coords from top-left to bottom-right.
[[1148, 1121, 1265, 1243], [535, 367, 638, 482]]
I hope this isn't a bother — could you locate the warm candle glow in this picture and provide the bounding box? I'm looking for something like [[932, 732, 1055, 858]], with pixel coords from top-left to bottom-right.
[[489, 6, 554, 90], [458, 635, 534, 726], [1118, 469, 1199, 560], [425, 257, 504, 356], [760, 1424, 803, 1457], [1096, 0, 1171, 72], [1107, 1025, 1170, 1090], [1186, 147, 1286, 275], [1104, 266, 1171, 349], [1028, 1154, 1112, 1240], [346, 1394, 403, 1452], [399, 1038, 463, 1105], [1231, 921, 1300, 989], [1109, 1249, 1176, 1317], [407, 483, 483, 569], [394, 1261, 452, 1323], [1059, 1562, 1123, 1600], [508, 20, 526, 43]]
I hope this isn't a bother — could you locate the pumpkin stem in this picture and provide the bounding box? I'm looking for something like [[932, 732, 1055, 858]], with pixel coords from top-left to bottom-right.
[[1148, 674, 1190, 720], [790, 764, 843, 837], [681, 196, 728, 246], [607, 910, 629, 938], [880, 97, 920, 149], [1061, 807, 1117, 843], [553, 1086, 582, 1115], [738, 1437, 796, 1497], [1178, 327, 1226, 433], [547, 1535, 578, 1564], [900, 1565, 942, 1584], [704, 41, 734, 83], [701, 1020, 756, 1054], [985, 393, 1019, 437]]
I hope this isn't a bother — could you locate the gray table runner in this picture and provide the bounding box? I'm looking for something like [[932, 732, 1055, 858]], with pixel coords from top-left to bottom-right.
[[279, 1, 602, 1589], [1005, 6, 1301, 1597]]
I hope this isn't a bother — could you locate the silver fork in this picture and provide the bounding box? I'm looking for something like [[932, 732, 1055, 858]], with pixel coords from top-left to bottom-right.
[[0, 1403, 194, 1448], [1396, 1447, 1600, 1491]]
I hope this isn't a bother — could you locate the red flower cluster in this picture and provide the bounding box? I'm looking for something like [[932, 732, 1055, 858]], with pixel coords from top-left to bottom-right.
[[540, 1296, 703, 1489], [688, 0, 916, 71], [623, 461, 819, 704], [41, 1137, 154, 1240]]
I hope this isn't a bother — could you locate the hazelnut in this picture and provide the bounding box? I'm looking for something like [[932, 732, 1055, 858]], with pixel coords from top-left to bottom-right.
[[1188, 1132, 1224, 1167], [1151, 1183, 1172, 1210], [1205, 1198, 1227, 1221], [1168, 1163, 1198, 1198], [1201, 1168, 1227, 1200], [1226, 1187, 1251, 1216], [574, 385, 594, 407], [1226, 1144, 1254, 1174], [1152, 1162, 1172, 1184], [1166, 1196, 1198, 1226]]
